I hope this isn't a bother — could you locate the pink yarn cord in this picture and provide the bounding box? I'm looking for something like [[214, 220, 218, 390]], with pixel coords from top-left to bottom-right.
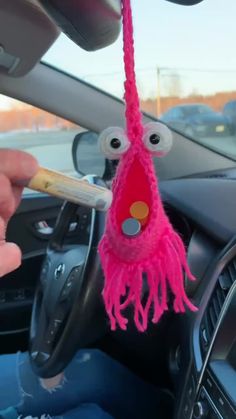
[[122, 0, 143, 142]]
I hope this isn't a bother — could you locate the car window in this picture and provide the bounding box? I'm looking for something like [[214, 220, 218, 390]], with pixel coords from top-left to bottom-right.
[[43, 0, 236, 162], [0, 94, 84, 192], [195, 105, 213, 114], [172, 108, 182, 119], [224, 103, 231, 111], [224, 102, 236, 112], [161, 109, 172, 120], [181, 105, 212, 117]]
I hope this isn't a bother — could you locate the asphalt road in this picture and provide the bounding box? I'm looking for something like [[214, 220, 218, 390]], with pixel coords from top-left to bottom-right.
[[0, 129, 236, 178]]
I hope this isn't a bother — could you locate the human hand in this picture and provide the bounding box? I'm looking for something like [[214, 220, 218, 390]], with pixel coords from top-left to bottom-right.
[[0, 149, 38, 277]]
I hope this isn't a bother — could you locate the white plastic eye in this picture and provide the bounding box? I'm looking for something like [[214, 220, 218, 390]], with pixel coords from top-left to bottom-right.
[[142, 122, 173, 157], [98, 127, 130, 160]]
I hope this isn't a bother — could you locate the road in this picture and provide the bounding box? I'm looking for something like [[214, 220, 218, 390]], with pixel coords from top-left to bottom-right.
[[0, 129, 80, 173], [0, 129, 236, 178], [0, 128, 106, 178]]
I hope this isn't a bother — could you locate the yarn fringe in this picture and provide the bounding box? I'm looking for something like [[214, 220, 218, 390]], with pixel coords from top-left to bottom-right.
[[99, 232, 197, 332]]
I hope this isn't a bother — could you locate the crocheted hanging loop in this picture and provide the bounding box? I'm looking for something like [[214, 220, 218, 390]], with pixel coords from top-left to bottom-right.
[[98, 0, 197, 332]]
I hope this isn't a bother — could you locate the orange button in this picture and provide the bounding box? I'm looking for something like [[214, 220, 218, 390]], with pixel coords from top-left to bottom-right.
[[130, 201, 149, 225]]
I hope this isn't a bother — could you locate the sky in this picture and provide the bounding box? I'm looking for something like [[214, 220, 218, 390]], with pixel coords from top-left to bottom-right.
[[43, 0, 236, 99], [1, 0, 236, 110]]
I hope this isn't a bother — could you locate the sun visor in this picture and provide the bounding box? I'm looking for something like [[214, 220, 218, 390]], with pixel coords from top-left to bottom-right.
[[39, 0, 121, 51], [0, 0, 59, 77]]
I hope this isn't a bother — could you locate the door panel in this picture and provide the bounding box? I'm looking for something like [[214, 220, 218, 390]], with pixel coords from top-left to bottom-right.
[[7, 194, 63, 255], [0, 194, 63, 342]]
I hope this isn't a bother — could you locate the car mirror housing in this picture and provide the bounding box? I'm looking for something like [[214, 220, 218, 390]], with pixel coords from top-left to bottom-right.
[[39, 0, 121, 51], [165, 0, 204, 5], [72, 131, 118, 182]]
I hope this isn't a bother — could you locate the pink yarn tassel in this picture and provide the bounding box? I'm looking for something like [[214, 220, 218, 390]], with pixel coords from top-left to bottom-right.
[[99, 230, 197, 332]]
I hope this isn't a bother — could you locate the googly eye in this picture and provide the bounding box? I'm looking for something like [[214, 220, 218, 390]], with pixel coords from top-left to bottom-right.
[[98, 127, 130, 160], [142, 122, 173, 157]]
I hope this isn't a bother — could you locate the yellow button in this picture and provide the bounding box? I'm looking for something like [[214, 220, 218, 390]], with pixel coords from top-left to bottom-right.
[[130, 201, 149, 224]]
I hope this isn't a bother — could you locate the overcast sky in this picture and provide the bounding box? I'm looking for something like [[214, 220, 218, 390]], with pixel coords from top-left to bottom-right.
[[1, 0, 236, 110]]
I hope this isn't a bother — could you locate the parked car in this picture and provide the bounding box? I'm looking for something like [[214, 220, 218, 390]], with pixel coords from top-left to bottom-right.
[[160, 103, 234, 138], [223, 100, 236, 130]]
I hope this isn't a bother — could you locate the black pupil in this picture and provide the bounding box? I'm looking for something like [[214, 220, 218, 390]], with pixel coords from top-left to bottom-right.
[[110, 138, 121, 149], [149, 133, 160, 145]]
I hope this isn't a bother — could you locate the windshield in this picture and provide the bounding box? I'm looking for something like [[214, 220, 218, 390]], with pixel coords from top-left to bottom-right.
[[42, 0, 236, 161]]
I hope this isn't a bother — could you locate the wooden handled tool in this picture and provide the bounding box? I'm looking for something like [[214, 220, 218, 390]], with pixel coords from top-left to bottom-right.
[[26, 167, 112, 211]]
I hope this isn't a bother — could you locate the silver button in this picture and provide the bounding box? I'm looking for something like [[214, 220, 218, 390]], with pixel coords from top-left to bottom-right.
[[122, 218, 141, 237]]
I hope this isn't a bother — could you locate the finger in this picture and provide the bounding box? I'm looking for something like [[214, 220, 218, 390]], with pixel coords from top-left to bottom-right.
[[0, 149, 38, 183], [0, 174, 16, 221], [0, 217, 6, 241], [0, 242, 22, 277], [12, 185, 24, 210]]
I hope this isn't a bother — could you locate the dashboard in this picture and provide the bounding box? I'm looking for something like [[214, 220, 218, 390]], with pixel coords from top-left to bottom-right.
[[160, 171, 236, 419], [1, 166, 236, 418], [176, 238, 236, 419]]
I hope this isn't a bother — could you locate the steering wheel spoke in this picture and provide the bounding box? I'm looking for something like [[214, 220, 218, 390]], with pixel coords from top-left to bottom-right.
[[30, 176, 108, 378], [31, 299, 69, 364]]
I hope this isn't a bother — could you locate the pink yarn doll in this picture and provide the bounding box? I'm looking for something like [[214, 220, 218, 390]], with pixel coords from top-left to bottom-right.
[[98, 0, 197, 332]]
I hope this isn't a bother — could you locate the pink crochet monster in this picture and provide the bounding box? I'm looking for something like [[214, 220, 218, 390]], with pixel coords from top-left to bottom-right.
[[98, 0, 197, 332]]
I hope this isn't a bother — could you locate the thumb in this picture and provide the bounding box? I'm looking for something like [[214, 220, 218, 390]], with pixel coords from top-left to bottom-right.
[[0, 242, 22, 277]]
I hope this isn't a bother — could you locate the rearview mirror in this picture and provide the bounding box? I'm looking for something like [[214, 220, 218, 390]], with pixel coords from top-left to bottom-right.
[[39, 0, 121, 51], [166, 0, 203, 4]]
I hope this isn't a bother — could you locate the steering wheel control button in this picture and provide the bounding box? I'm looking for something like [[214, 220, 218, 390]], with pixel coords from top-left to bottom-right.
[[60, 266, 83, 301], [69, 221, 78, 233], [79, 212, 88, 231], [45, 318, 64, 346], [122, 218, 141, 237], [130, 201, 149, 225], [40, 259, 50, 285], [54, 263, 65, 280], [44, 306, 67, 346]]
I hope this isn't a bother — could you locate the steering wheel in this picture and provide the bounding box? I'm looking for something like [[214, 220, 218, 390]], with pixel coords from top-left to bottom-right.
[[29, 175, 108, 378]]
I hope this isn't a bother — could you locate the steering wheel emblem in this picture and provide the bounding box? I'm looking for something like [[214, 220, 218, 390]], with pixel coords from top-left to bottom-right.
[[54, 263, 65, 280]]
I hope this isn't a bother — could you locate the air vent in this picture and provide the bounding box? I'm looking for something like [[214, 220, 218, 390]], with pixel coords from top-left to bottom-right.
[[200, 258, 236, 355]]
